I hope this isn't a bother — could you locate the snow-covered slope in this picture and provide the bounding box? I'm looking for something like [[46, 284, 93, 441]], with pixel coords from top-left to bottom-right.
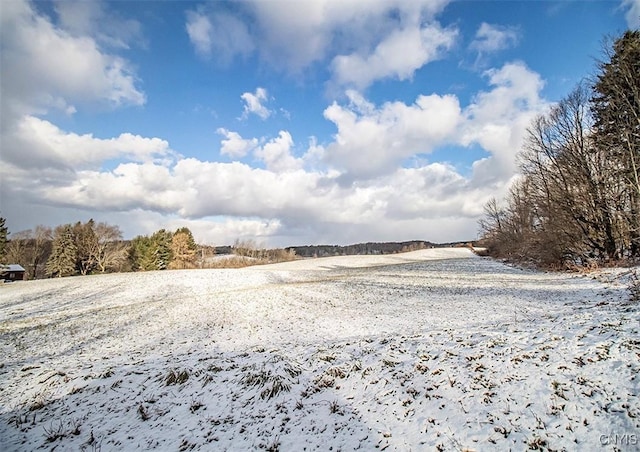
[[0, 249, 638, 450]]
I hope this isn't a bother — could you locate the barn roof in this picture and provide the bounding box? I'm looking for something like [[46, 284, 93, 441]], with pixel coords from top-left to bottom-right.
[[1, 264, 26, 272]]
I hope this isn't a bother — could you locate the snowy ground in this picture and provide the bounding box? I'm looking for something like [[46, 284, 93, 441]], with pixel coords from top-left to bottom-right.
[[0, 248, 638, 451]]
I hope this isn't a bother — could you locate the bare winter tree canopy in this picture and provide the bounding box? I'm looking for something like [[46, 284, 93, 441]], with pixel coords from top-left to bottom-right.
[[479, 30, 640, 268]]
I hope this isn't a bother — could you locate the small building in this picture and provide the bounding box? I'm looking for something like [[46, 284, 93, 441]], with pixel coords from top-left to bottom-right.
[[1, 264, 26, 282]]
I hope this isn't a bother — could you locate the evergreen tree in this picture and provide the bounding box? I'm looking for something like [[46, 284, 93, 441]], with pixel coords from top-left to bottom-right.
[[130, 235, 154, 271], [129, 229, 174, 271], [74, 220, 98, 275], [592, 30, 640, 256], [151, 229, 173, 270], [46, 224, 77, 277], [0, 216, 8, 263]]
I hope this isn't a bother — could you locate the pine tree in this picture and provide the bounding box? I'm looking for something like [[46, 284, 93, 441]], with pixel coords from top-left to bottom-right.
[[130, 235, 151, 271], [592, 30, 640, 256], [151, 229, 173, 270], [0, 216, 8, 263], [47, 225, 77, 277], [74, 220, 98, 275], [129, 229, 174, 271]]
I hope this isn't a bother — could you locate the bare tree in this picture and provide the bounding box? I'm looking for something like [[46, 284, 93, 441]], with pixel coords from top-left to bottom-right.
[[4, 226, 52, 279], [94, 222, 128, 273], [4, 231, 31, 270], [517, 84, 623, 263], [27, 226, 52, 279], [233, 238, 262, 258], [480, 80, 631, 267]]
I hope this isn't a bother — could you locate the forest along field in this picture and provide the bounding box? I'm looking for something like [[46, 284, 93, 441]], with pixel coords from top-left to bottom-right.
[[0, 249, 638, 451]]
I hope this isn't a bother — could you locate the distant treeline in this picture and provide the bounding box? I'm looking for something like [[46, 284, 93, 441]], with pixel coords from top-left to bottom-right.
[[0, 214, 475, 280], [285, 240, 475, 258], [0, 220, 303, 279], [203, 240, 476, 258]]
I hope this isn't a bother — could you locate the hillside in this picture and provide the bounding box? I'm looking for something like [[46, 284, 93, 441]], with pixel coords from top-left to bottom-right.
[[0, 248, 638, 450]]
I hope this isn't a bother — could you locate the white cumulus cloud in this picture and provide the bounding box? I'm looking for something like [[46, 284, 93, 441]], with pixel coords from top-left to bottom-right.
[[254, 131, 302, 173], [0, 0, 145, 123], [184, 0, 453, 80], [332, 23, 457, 90], [462, 62, 548, 182], [1, 116, 172, 173], [323, 90, 462, 179], [0, 0, 551, 249], [217, 128, 259, 159], [322, 61, 547, 185], [241, 87, 272, 120]]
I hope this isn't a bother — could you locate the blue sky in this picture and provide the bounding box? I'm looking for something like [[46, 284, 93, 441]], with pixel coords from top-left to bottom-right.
[[1, 0, 638, 247]]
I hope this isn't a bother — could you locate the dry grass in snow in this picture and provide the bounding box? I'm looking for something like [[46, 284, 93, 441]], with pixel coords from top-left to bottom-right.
[[0, 248, 638, 450]]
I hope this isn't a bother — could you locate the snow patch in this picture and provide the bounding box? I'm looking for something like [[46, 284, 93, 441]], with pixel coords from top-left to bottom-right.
[[0, 249, 638, 450]]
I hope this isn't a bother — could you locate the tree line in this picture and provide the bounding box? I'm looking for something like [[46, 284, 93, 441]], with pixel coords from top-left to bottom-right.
[[0, 218, 200, 279], [289, 241, 436, 258], [479, 30, 640, 268], [0, 216, 303, 279]]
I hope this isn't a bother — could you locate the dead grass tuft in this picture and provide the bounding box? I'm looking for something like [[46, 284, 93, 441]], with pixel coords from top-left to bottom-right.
[[164, 369, 190, 386]]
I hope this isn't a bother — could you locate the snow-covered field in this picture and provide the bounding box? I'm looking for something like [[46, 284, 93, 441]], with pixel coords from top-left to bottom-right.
[[0, 248, 638, 451]]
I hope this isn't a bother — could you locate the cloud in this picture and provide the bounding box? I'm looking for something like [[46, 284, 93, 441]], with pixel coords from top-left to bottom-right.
[[185, 8, 254, 62], [248, 0, 451, 70], [217, 127, 304, 172], [254, 131, 302, 173], [217, 128, 259, 158], [321, 60, 547, 185], [0, 0, 547, 248], [2, 104, 498, 229], [467, 23, 520, 70], [331, 23, 457, 90], [0, 116, 173, 188], [240, 87, 272, 120], [470, 22, 519, 54], [165, 217, 283, 245], [621, 0, 640, 28], [461, 62, 547, 182], [185, 10, 213, 56], [322, 90, 462, 180], [19, 152, 500, 246], [1, 110, 518, 247], [184, 0, 453, 80], [0, 0, 145, 123], [464, 62, 545, 129], [1, 64, 545, 247], [54, 0, 144, 49], [2, 55, 542, 242]]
